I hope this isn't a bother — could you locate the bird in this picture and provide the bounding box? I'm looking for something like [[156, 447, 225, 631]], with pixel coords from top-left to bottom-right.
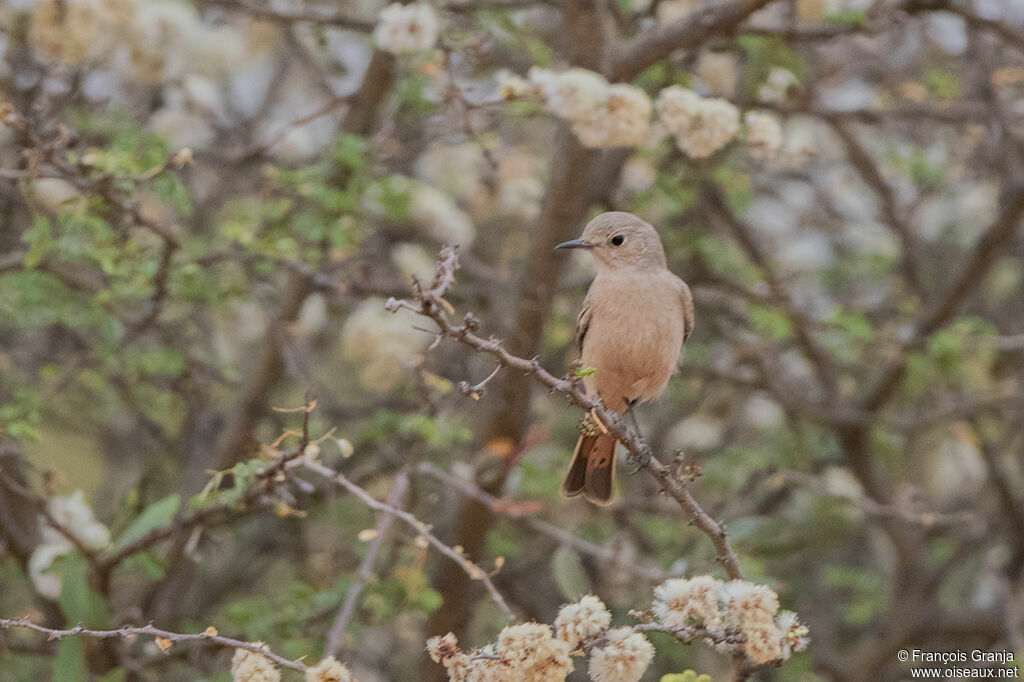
[[555, 212, 694, 505]]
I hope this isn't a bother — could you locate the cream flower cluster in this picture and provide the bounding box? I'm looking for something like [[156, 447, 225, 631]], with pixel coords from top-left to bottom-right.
[[652, 575, 809, 665], [31, 0, 245, 82], [744, 111, 783, 159], [428, 595, 656, 682], [656, 86, 741, 159], [524, 68, 652, 149], [588, 627, 654, 682], [305, 656, 355, 682], [230, 645, 279, 682], [427, 624, 574, 682], [29, 491, 112, 599], [231, 649, 352, 682], [375, 3, 439, 54], [341, 297, 430, 393], [554, 594, 612, 648]]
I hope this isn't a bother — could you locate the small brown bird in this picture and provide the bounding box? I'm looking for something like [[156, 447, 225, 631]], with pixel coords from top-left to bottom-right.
[[555, 212, 694, 505]]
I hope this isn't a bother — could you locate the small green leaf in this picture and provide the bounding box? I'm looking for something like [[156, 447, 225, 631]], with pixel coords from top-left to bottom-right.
[[115, 495, 181, 550], [551, 545, 590, 600], [748, 304, 793, 341], [53, 638, 85, 682], [662, 672, 712, 682], [824, 9, 867, 26], [574, 366, 597, 378]]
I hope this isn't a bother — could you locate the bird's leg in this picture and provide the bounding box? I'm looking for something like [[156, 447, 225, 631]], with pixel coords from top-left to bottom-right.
[[624, 399, 650, 474], [626, 400, 643, 439]]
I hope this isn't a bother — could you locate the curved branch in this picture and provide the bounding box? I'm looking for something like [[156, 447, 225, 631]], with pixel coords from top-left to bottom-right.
[[0, 617, 307, 672]]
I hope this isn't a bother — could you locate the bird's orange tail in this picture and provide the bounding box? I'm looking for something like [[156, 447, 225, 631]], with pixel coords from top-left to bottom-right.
[[562, 433, 616, 506]]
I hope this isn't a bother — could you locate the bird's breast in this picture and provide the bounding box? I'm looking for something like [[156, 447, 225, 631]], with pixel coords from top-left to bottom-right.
[[580, 272, 685, 410]]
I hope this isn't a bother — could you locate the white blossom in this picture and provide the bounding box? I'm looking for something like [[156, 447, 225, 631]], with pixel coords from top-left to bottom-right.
[[528, 68, 652, 149], [29, 541, 70, 599], [777, 610, 811, 658], [409, 182, 476, 245], [391, 242, 438, 283], [653, 575, 723, 628], [571, 84, 652, 149], [231, 644, 280, 682], [554, 594, 612, 647], [587, 628, 654, 682], [496, 152, 546, 220], [758, 67, 799, 104], [305, 656, 353, 682], [495, 622, 574, 681], [341, 298, 430, 392], [656, 86, 740, 159], [533, 67, 609, 122], [45, 490, 111, 550], [745, 111, 783, 159], [720, 579, 780, 628], [375, 3, 439, 54]]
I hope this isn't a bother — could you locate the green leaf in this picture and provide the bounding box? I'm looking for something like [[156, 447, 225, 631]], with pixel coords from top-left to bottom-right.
[[53, 638, 85, 682], [191, 471, 224, 509], [824, 9, 868, 26], [662, 672, 712, 682], [22, 214, 55, 267], [574, 366, 597, 378], [114, 495, 181, 550], [137, 347, 185, 376], [154, 175, 193, 216], [333, 134, 367, 170], [551, 545, 590, 600], [57, 557, 91, 621], [122, 550, 167, 581], [829, 305, 873, 342], [748, 304, 794, 341]]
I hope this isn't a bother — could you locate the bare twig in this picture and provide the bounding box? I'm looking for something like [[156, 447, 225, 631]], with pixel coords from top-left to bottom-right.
[[324, 470, 411, 656], [416, 462, 669, 581], [300, 457, 516, 619], [201, 0, 374, 31], [0, 617, 307, 672], [612, 0, 778, 81]]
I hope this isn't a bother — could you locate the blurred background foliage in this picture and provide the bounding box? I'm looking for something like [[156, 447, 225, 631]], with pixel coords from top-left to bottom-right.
[[2, 0, 1024, 679]]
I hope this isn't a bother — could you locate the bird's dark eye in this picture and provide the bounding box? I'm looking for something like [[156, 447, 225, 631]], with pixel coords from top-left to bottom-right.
[[610, 235, 624, 246]]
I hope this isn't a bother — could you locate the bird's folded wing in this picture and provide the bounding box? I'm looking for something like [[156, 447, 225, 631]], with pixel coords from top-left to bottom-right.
[[677, 277, 695, 342], [576, 291, 592, 353]]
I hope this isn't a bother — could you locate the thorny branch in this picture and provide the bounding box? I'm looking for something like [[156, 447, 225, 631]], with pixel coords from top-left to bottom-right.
[[0, 617, 308, 672], [415, 462, 669, 581], [324, 469, 411, 656], [299, 457, 516, 619], [386, 247, 745, 581]]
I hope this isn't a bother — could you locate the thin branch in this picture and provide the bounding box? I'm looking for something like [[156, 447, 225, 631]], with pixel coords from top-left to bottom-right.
[[94, 446, 306, 584], [300, 457, 516, 619], [861, 187, 1024, 410], [902, 0, 1024, 53], [0, 617, 307, 672], [324, 470, 411, 656], [416, 462, 669, 581], [202, 0, 374, 30], [830, 121, 923, 295], [0, 471, 99, 565], [701, 182, 840, 400], [612, 0, 778, 81]]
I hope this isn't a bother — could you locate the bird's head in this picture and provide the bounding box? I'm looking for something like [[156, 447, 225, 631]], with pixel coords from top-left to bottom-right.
[[555, 211, 667, 270]]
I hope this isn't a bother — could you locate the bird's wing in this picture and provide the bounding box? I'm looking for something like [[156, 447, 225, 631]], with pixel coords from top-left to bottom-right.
[[576, 290, 592, 353], [677, 277, 695, 343]]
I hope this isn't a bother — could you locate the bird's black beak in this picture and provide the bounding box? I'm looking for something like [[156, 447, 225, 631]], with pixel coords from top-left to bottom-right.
[[554, 239, 593, 251]]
